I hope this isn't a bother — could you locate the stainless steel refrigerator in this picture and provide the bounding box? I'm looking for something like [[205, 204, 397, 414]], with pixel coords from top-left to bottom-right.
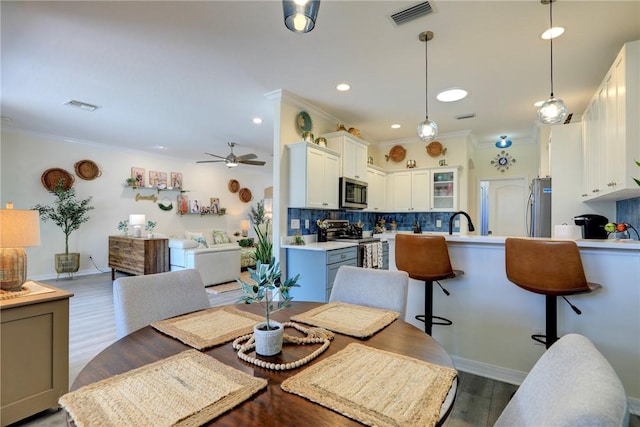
[[528, 177, 552, 237]]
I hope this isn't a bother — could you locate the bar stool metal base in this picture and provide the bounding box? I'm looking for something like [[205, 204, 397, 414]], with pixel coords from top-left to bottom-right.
[[531, 294, 559, 349], [415, 280, 452, 335]]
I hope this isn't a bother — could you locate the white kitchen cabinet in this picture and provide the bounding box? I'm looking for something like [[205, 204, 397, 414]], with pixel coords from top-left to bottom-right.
[[324, 131, 369, 182], [390, 169, 430, 211], [287, 142, 340, 209], [581, 40, 640, 201], [365, 166, 386, 211], [431, 168, 459, 211]]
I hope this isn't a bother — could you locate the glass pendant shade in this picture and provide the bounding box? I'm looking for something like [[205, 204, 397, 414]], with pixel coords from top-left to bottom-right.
[[283, 0, 320, 33], [417, 117, 438, 142], [537, 96, 568, 124], [496, 135, 513, 148]]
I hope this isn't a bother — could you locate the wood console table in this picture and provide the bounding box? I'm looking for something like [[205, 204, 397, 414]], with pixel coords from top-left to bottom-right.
[[0, 283, 73, 426], [108, 236, 169, 280]]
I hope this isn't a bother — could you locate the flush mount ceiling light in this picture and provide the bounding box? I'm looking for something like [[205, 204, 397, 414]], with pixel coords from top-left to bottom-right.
[[252, 117, 263, 124], [495, 135, 513, 148], [283, 0, 320, 33], [336, 83, 351, 91], [437, 88, 468, 102], [537, 0, 568, 124], [417, 30, 438, 142]]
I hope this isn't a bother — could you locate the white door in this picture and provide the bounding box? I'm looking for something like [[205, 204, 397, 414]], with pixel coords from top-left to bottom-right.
[[484, 178, 528, 237]]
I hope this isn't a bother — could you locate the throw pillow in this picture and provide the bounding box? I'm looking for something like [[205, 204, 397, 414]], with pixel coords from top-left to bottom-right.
[[193, 236, 208, 248], [212, 230, 231, 244]]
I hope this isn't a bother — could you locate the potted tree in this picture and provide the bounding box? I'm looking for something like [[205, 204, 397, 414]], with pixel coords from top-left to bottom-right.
[[237, 258, 300, 356], [33, 180, 94, 275]]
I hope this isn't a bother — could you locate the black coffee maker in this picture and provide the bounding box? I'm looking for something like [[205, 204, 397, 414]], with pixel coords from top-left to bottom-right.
[[573, 214, 609, 239]]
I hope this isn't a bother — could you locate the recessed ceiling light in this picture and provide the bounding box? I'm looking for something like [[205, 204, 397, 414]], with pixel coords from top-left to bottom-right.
[[436, 88, 468, 102], [391, 124, 401, 129], [253, 117, 263, 124], [541, 26, 565, 40], [533, 100, 545, 107], [336, 83, 351, 92], [153, 145, 167, 150]]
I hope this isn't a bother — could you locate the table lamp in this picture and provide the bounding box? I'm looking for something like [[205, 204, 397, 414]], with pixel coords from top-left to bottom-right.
[[240, 220, 250, 237], [0, 206, 41, 291], [129, 214, 146, 238]]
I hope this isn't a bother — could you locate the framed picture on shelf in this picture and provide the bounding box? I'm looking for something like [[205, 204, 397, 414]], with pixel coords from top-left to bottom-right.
[[131, 167, 145, 187], [209, 198, 220, 214], [149, 171, 167, 189], [170, 172, 182, 189], [189, 199, 201, 214], [177, 194, 188, 214]]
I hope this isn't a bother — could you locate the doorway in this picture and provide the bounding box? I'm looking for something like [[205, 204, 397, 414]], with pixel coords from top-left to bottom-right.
[[479, 178, 528, 237]]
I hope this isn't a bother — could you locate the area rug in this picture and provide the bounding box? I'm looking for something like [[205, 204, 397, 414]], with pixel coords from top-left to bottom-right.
[[151, 306, 264, 350], [281, 343, 457, 427], [60, 349, 267, 427], [206, 271, 252, 294], [290, 302, 399, 338]]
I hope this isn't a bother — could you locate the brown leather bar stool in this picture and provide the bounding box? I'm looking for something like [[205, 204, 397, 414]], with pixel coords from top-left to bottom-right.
[[505, 237, 601, 349], [395, 234, 462, 335]]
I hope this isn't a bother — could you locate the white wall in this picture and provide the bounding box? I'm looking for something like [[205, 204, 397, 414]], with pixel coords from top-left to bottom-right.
[[1, 130, 272, 279]]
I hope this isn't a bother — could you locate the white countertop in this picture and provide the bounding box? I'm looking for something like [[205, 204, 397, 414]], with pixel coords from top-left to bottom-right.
[[374, 232, 640, 250], [281, 241, 359, 251]]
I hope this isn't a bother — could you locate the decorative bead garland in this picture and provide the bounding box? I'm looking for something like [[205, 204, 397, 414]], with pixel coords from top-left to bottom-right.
[[232, 322, 334, 370]]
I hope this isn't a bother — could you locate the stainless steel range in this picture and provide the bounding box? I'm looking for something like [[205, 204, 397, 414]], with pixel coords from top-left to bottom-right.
[[322, 220, 388, 268]]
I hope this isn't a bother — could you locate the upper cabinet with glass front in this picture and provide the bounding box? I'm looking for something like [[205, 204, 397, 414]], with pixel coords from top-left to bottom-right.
[[323, 131, 369, 182], [431, 168, 459, 211]]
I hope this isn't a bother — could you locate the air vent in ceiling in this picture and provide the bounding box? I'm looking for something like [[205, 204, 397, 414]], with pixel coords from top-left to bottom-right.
[[390, 2, 433, 26], [455, 113, 476, 120], [65, 100, 98, 111]]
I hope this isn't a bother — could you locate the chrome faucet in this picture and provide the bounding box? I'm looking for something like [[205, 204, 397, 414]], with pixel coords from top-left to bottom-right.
[[449, 211, 475, 235]]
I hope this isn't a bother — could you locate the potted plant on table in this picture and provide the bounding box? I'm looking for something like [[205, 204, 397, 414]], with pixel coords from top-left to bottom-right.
[[237, 258, 300, 356], [33, 180, 94, 276], [145, 220, 157, 238]]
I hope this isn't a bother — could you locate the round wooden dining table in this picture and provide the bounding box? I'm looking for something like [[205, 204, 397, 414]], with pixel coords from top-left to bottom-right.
[[71, 302, 457, 426]]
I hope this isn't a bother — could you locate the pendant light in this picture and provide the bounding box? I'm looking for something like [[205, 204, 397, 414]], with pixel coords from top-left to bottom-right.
[[537, 0, 567, 124], [417, 31, 438, 142], [283, 0, 320, 33], [496, 135, 513, 148]]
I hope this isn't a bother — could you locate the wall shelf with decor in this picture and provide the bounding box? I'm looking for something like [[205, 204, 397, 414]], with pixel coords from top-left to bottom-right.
[[124, 184, 188, 194], [177, 210, 227, 217]]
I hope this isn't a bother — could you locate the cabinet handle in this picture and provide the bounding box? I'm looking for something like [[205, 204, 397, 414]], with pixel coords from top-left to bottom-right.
[[581, 193, 588, 197], [592, 189, 600, 193]]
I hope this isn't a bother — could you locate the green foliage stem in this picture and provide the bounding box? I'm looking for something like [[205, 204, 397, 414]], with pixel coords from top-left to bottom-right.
[[33, 180, 94, 255]]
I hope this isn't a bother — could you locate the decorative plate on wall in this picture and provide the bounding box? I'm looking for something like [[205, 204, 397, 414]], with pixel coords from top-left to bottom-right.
[[426, 141, 444, 157], [239, 188, 253, 203], [74, 160, 101, 180], [228, 179, 240, 193], [41, 168, 74, 191], [296, 111, 312, 135], [388, 145, 406, 162]]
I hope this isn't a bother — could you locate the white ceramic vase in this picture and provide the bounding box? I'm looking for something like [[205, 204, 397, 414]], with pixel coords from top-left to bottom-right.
[[253, 320, 283, 356]]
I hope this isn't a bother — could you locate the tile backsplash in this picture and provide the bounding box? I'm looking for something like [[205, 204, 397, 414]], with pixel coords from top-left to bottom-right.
[[287, 208, 459, 236], [617, 196, 640, 232]]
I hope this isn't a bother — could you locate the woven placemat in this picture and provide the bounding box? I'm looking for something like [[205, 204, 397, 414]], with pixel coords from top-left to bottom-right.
[[60, 350, 267, 427], [281, 343, 457, 427], [290, 302, 399, 338], [151, 306, 264, 350]]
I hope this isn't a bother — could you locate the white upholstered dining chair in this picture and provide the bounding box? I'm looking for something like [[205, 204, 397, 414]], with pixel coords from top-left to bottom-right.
[[113, 269, 211, 338], [329, 265, 409, 317]]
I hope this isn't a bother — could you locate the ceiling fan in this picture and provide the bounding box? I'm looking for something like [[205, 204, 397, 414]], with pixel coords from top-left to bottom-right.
[[196, 142, 266, 167]]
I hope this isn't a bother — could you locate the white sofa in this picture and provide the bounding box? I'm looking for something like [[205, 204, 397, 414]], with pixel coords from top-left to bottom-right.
[[168, 231, 241, 286]]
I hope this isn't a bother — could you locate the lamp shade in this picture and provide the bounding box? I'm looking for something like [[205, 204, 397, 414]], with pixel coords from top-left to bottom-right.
[[537, 97, 568, 124], [0, 209, 41, 248], [241, 220, 250, 237], [129, 214, 146, 226], [495, 135, 513, 148], [283, 0, 320, 33]]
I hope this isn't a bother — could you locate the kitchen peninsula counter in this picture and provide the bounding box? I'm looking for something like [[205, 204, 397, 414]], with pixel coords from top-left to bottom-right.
[[281, 241, 358, 251], [379, 232, 640, 413]]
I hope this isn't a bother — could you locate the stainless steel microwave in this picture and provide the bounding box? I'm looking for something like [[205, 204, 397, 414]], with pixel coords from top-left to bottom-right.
[[339, 177, 368, 209]]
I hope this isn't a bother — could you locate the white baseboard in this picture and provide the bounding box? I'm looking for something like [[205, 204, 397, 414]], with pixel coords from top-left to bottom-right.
[[452, 355, 640, 416], [30, 266, 109, 282]]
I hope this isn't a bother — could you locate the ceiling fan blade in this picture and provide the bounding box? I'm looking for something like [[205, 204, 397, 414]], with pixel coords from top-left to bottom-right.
[[204, 152, 227, 160], [239, 159, 266, 166], [236, 153, 257, 161], [196, 159, 225, 163]]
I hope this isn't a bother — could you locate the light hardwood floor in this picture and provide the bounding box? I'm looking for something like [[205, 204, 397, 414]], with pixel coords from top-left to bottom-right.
[[9, 272, 637, 427]]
